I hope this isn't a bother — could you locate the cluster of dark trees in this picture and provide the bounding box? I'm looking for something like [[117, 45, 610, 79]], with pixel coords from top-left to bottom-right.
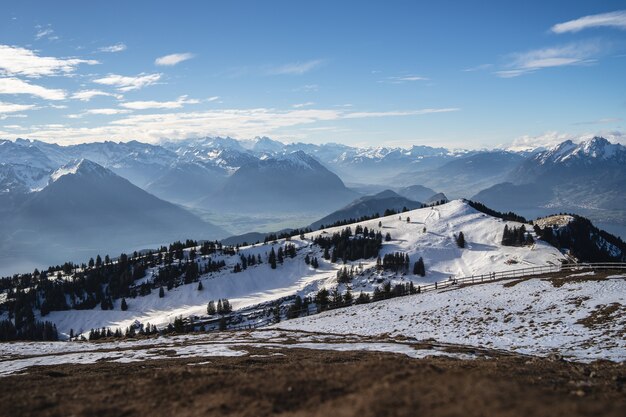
[[304, 254, 320, 268], [207, 299, 233, 315], [310, 281, 421, 314], [533, 216, 626, 262], [378, 252, 410, 272], [413, 257, 426, 276], [263, 228, 313, 243], [372, 281, 420, 301], [336, 266, 357, 283], [501, 225, 534, 247], [0, 318, 58, 341], [313, 226, 384, 263], [467, 200, 527, 223]]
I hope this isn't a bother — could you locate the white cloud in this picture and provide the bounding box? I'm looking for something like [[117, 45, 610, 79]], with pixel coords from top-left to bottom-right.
[[0, 44, 99, 78], [93, 73, 162, 91], [383, 75, 429, 83], [0, 101, 36, 113], [86, 108, 132, 115], [0, 77, 66, 100], [155, 52, 194, 66], [120, 95, 200, 110], [207, 96, 220, 102], [507, 130, 626, 151], [34, 25, 57, 41], [495, 41, 601, 77], [573, 117, 622, 125], [292, 84, 319, 92], [342, 108, 459, 119], [15, 106, 459, 145], [292, 102, 315, 108], [551, 10, 626, 33], [462, 63, 493, 72], [71, 89, 122, 101], [269, 59, 324, 75], [97, 43, 127, 53]]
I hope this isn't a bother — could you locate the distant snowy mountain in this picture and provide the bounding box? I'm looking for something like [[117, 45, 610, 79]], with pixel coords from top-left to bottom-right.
[[474, 137, 626, 237], [392, 150, 525, 198], [201, 151, 358, 213]]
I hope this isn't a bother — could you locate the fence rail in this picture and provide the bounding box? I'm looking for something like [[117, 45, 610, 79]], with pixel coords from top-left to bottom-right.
[[411, 262, 626, 294]]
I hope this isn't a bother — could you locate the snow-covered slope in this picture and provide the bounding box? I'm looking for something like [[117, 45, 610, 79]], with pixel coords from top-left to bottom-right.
[[276, 272, 626, 362], [38, 200, 565, 338]]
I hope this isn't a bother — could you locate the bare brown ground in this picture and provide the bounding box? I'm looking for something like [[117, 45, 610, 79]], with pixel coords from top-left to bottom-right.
[[1, 347, 624, 417]]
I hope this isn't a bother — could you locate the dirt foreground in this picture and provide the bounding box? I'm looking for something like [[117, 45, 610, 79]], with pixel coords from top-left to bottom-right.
[[1, 346, 624, 417]]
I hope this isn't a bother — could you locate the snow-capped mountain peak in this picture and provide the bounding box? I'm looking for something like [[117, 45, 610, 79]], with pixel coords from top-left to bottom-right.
[[50, 159, 113, 183], [537, 137, 625, 165]]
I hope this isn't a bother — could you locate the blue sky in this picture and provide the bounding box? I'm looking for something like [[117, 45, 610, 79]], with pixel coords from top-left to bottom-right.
[[0, 0, 625, 149]]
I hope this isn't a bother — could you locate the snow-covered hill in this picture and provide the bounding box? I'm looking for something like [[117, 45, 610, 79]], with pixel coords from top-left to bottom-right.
[[276, 271, 626, 362], [36, 200, 565, 338]]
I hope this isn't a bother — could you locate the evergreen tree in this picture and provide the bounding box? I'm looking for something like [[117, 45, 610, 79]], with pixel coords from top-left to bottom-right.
[[277, 247, 284, 264], [456, 232, 465, 248], [207, 300, 216, 315], [269, 248, 277, 269], [121, 298, 128, 311], [197, 281, 203, 291], [159, 286, 165, 298]]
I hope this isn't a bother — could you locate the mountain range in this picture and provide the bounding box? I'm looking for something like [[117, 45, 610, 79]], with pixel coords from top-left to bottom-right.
[[1, 135, 625, 275]]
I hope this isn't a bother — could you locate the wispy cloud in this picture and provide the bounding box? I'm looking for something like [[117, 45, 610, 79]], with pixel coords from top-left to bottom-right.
[[292, 102, 315, 108], [462, 63, 493, 72], [97, 43, 127, 53], [120, 95, 200, 110], [269, 59, 324, 75], [551, 10, 626, 34], [34, 25, 58, 41], [86, 108, 132, 115], [292, 84, 319, 92], [93, 73, 162, 91], [0, 101, 37, 114], [508, 130, 626, 151], [155, 52, 194, 66], [71, 89, 122, 101], [573, 117, 622, 125], [0, 77, 66, 100], [381, 75, 429, 83], [495, 41, 601, 78], [0, 44, 99, 78], [17, 106, 458, 144], [342, 108, 459, 119]]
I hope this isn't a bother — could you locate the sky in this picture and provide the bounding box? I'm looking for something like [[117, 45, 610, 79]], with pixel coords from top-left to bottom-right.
[[0, 0, 625, 150]]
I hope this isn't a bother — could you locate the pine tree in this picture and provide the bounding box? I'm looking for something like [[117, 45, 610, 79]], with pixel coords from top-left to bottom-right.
[[269, 248, 277, 269], [207, 300, 216, 315], [277, 247, 284, 264], [121, 298, 128, 311], [197, 281, 203, 291], [159, 286, 165, 298], [456, 232, 465, 248]]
